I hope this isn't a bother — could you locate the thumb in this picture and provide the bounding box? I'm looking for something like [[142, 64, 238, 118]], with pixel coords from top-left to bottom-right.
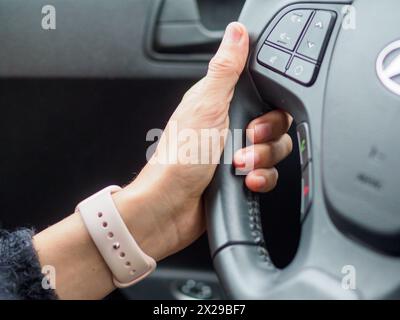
[[203, 22, 249, 98]]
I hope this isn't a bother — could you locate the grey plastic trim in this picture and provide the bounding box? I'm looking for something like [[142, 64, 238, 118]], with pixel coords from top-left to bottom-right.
[[0, 0, 207, 78]]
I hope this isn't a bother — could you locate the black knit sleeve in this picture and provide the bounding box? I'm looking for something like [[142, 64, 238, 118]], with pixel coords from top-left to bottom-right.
[[0, 229, 57, 300]]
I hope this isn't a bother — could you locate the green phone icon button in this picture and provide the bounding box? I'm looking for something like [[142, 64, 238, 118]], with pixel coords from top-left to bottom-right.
[[300, 139, 306, 153]]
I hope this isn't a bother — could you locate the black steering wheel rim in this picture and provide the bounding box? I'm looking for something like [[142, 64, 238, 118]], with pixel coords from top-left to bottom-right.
[[205, 0, 400, 300]]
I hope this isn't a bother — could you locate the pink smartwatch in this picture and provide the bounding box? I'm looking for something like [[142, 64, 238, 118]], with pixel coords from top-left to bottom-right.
[[76, 186, 156, 288]]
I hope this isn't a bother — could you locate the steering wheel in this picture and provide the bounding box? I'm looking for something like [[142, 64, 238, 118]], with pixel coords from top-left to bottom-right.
[[205, 0, 400, 299]]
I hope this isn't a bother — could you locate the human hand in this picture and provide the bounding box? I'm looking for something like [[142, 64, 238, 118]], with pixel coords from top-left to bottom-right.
[[113, 22, 293, 262]]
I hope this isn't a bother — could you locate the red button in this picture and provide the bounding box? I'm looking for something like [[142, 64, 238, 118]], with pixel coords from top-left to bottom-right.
[[303, 185, 310, 197]]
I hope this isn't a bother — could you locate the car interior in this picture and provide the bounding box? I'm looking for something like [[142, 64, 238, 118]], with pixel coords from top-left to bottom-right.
[[0, 0, 399, 300]]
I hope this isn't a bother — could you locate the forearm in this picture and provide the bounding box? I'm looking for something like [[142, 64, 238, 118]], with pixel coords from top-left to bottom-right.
[[33, 211, 115, 300], [32, 185, 171, 300]]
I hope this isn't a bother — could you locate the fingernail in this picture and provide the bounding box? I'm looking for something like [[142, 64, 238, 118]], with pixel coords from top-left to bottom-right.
[[223, 22, 243, 43], [234, 150, 246, 168], [235, 150, 257, 169], [255, 123, 272, 142], [253, 175, 267, 189]]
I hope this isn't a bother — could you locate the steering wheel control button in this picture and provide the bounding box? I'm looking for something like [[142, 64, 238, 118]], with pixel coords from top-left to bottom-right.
[[257, 45, 291, 73], [267, 10, 313, 51], [286, 57, 317, 85], [256, 9, 338, 85], [297, 122, 312, 169], [297, 11, 336, 61], [301, 163, 313, 221]]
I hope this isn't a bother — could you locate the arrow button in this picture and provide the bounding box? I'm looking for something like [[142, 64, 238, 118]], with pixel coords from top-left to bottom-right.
[[307, 40, 316, 49], [267, 9, 313, 50], [315, 21, 324, 29], [297, 10, 336, 61]]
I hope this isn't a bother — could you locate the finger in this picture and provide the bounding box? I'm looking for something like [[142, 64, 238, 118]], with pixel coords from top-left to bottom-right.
[[245, 168, 279, 193], [233, 133, 293, 171], [247, 110, 293, 144], [203, 22, 249, 101]]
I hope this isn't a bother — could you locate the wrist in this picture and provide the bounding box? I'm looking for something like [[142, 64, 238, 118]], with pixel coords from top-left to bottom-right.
[[111, 184, 177, 262]]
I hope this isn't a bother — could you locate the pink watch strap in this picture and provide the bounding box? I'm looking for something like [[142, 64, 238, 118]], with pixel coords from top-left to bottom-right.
[[76, 186, 156, 288]]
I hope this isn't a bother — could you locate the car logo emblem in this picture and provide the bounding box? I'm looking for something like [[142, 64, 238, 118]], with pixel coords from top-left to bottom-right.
[[376, 40, 400, 96]]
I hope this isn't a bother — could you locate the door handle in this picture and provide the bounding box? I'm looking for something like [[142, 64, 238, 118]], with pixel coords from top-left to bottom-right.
[[153, 0, 223, 54]]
